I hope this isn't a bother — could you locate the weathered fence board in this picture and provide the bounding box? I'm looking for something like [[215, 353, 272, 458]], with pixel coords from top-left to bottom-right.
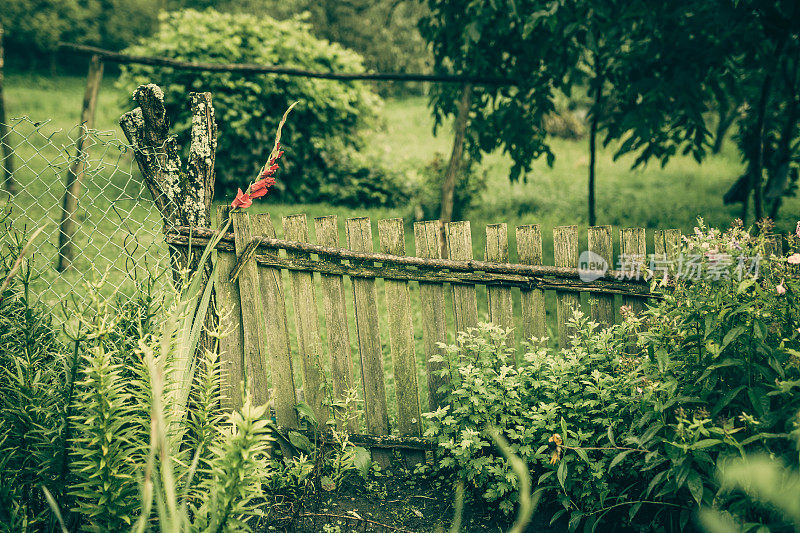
[[283, 214, 327, 427], [588, 225, 615, 327], [231, 212, 272, 409], [485, 224, 514, 348], [554, 225, 580, 344], [249, 213, 298, 428], [446, 221, 479, 335], [654, 229, 682, 283], [378, 219, 424, 465], [621, 227, 647, 314], [414, 220, 449, 410], [516, 225, 546, 344], [314, 215, 358, 432], [215, 207, 244, 411], [346, 217, 391, 466]]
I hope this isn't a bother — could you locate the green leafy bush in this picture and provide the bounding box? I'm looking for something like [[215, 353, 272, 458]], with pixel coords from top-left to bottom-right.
[[118, 9, 406, 207], [424, 317, 648, 521], [425, 219, 800, 531]]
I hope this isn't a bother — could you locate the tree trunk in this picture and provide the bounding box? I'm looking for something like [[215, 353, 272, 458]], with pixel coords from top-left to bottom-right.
[[765, 53, 800, 221], [751, 37, 787, 223], [439, 83, 472, 256], [711, 103, 737, 154], [751, 74, 772, 222], [0, 22, 15, 195], [56, 55, 104, 271], [588, 77, 603, 227]]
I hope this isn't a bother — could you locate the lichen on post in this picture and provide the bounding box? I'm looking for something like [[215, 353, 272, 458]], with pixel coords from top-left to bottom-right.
[[119, 83, 217, 277]]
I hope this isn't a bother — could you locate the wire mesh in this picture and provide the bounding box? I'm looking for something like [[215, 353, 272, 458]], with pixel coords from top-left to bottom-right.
[[1, 116, 172, 314]]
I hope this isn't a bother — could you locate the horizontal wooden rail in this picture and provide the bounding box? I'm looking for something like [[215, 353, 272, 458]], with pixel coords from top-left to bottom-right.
[[281, 429, 435, 451], [165, 227, 658, 298], [58, 43, 515, 86]]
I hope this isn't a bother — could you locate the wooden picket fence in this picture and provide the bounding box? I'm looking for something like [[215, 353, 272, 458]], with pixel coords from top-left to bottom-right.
[[167, 207, 682, 461]]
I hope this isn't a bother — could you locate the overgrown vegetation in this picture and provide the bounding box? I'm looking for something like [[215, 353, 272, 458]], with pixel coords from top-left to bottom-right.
[[424, 220, 800, 531], [0, 211, 405, 531]]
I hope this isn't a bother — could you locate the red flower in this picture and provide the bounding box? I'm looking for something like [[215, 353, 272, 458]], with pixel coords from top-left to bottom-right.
[[251, 177, 276, 198], [231, 188, 252, 209]]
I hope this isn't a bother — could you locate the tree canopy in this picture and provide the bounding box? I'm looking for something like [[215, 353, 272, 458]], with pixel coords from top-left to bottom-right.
[[421, 0, 800, 225]]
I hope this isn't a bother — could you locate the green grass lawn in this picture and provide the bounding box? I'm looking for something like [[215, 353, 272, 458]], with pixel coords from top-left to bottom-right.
[[3, 71, 798, 427]]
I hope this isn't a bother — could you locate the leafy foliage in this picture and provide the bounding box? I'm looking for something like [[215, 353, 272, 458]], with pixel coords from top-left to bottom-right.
[[1, 0, 159, 61], [424, 220, 800, 531], [420, 0, 800, 222], [118, 9, 405, 207], [0, 216, 281, 531]]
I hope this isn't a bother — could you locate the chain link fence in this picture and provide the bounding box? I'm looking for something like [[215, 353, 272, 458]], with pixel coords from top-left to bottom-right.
[[1, 116, 172, 315]]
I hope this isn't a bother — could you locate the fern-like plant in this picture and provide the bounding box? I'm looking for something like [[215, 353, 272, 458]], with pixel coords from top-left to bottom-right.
[[69, 341, 139, 531]]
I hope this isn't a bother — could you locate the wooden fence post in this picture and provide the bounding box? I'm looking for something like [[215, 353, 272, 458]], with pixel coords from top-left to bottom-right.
[[414, 220, 449, 411], [314, 215, 358, 433], [485, 223, 515, 351], [516, 225, 546, 344], [379, 218, 424, 466], [554, 225, 579, 347], [0, 22, 14, 195], [346, 217, 391, 467], [120, 84, 218, 361], [588, 225, 614, 327], [56, 54, 104, 271]]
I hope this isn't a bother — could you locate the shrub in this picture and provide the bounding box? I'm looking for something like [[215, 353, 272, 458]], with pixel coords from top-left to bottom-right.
[[118, 9, 404, 207], [424, 317, 648, 522], [424, 219, 800, 531]]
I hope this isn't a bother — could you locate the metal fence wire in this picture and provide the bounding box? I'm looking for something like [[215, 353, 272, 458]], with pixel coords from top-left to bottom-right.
[[1, 116, 173, 313]]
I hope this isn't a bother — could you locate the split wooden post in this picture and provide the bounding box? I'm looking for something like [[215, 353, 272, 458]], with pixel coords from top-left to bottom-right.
[[120, 85, 218, 359], [56, 54, 104, 271], [516, 225, 546, 344], [446, 221, 479, 335], [379, 218, 423, 465], [588, 226, 615, 327], [0, 22, 14, 195], [346, 217, 391, 467], [251, 214, 299, 428], [620, 228, 647, 314], [553, 225, 579, 347], [485, 223, 515, 351], [215, 206, 245, 411], [314, 215, 358, 433], [283, 214, 327, 427], [119, 85, 217, 276], [414, 220, 449, 411]]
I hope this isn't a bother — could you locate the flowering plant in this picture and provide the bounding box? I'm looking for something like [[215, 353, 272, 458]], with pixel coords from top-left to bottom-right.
[[231, 102, 298, 210]]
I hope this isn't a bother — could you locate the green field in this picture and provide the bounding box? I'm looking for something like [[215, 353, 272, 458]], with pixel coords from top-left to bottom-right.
[[4, 72, 798, 420]]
